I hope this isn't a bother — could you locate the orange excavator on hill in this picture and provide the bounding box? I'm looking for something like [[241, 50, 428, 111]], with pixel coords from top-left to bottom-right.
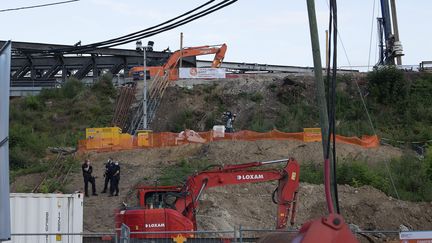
[[129, 43, 227, 81]]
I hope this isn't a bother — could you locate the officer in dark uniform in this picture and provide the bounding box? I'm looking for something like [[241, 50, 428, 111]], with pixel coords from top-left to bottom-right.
[[82, 159, 97, 197], [101, 157, 114, 193], [109, 161, 121, 196]]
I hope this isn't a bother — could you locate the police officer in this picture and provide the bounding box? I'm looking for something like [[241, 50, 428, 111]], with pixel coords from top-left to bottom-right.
[[109, 161, 121, 196], [82, 159, 97, 197], [101, 157, 114, 193]]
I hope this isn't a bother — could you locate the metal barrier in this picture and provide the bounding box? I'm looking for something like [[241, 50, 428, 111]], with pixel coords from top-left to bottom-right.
[[8, 228, 402, 243], [238, 228, 298, 243], [128, 231, 236, 243], [237, 227, 401, 242], [10, 232, 117, 243], [116, 223, 236, 243]]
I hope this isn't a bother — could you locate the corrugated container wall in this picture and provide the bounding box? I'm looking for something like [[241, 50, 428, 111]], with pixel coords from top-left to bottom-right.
[[7, 193, 83, 243]]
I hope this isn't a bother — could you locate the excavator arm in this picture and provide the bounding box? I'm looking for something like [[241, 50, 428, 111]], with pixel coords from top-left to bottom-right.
[[163, 44, 227, 69], [128, 43, 227, 81], [175, 158, 300, 230]]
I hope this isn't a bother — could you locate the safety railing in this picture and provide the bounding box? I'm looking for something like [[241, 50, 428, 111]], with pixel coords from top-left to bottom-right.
[[10, 232, 117, 243], [118, 224, 236, 243], [237, 227, 401, 242], [8, 228, 407, 243]]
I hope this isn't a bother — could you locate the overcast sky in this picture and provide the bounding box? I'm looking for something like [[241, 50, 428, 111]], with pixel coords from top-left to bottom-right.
[[1, 0, 431, 70]]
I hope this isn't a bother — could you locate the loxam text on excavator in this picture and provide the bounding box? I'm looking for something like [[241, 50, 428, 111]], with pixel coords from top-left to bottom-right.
[[129, 43, 227, 81], [115, 158, 300, 239]]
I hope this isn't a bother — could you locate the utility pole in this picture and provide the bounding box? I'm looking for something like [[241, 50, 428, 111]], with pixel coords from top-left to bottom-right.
[[325, 30, 329, 69], [390, 0, 402, 65], [179, 32, 184, 68], [306, 0, 338, 211], [306, 0, 330, 157]]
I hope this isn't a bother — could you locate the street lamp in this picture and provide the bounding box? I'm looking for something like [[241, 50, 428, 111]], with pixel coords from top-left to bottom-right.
[[136, 41, 154, 130]]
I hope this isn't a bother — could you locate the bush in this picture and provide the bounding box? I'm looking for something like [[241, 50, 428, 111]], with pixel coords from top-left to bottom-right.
[[171, 109, 195, 132], [24, 95, 42, 110], [300, 154, 432, 202], [9, 75, 117, 172], [9, 124, 49, 169], [248, 110, 273, 132], [367, 66, 407, 104], [337, 161, 389, 192], [92, 74, 116, 98], [300, 162, 323, 184], [62, 78, 84, 98], [249, 92, 264, 103], [39, 88, 63, 100], [388, 154, 432, 201], [275, 103, 318, 132]]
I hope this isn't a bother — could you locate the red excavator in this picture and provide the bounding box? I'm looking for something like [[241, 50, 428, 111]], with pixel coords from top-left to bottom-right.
[[129, 43, 227, 81], [115, 158, 300, 238]]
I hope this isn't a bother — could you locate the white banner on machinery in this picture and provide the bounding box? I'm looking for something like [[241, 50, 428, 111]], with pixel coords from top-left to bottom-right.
[[179, 68, 226, 79]]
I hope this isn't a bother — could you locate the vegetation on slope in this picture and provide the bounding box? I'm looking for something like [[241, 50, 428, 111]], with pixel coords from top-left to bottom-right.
[[170, 68, 432, 144], [9, 69, 432, 200], [9, 75, 116, 181], [301, 150, 432, 201], [159, 148, 432, 202]]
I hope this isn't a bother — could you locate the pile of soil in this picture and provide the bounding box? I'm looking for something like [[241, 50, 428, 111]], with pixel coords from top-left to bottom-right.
[[53, 139, 432, 233], [11, 139, 432, 236]]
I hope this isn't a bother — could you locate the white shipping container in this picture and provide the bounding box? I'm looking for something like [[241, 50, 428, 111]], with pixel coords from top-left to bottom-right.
[[7, 193, 83, 243]]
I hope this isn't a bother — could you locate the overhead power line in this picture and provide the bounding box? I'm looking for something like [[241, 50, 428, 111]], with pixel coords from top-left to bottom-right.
[[33, 0, 237, 54], [0, 0, 79, 13]]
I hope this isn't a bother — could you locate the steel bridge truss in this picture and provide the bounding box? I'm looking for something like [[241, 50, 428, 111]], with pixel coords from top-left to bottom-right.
[[2, 41, 195, 88]]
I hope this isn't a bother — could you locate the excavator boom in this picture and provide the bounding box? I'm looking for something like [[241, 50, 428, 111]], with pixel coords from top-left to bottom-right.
[[129, 43, 227, 81]]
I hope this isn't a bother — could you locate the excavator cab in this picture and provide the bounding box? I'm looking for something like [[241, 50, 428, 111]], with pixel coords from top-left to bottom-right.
[[116, 185, 195, 237], [142, 191, 180, 209], [136, 186, 183, 209]]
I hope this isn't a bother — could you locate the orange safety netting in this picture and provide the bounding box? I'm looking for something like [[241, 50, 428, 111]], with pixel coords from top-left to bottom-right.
[[77, 129, 380, 153]]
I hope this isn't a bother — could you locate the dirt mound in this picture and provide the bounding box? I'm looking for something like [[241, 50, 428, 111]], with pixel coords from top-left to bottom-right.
[[56, 139, 415, 232], [197, 183, 432, 231], [15, 139, 428, 233]]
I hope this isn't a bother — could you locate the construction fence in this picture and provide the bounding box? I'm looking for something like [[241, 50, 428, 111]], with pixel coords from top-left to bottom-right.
[[7, 228, 403, 243], [78, 127, 380, 152]]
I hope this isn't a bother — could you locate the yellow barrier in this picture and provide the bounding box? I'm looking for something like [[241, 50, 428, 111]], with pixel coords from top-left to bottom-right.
[[137, 130, 153, 147], [303, 128, 322, 142], [85, 127, 122, 149]]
